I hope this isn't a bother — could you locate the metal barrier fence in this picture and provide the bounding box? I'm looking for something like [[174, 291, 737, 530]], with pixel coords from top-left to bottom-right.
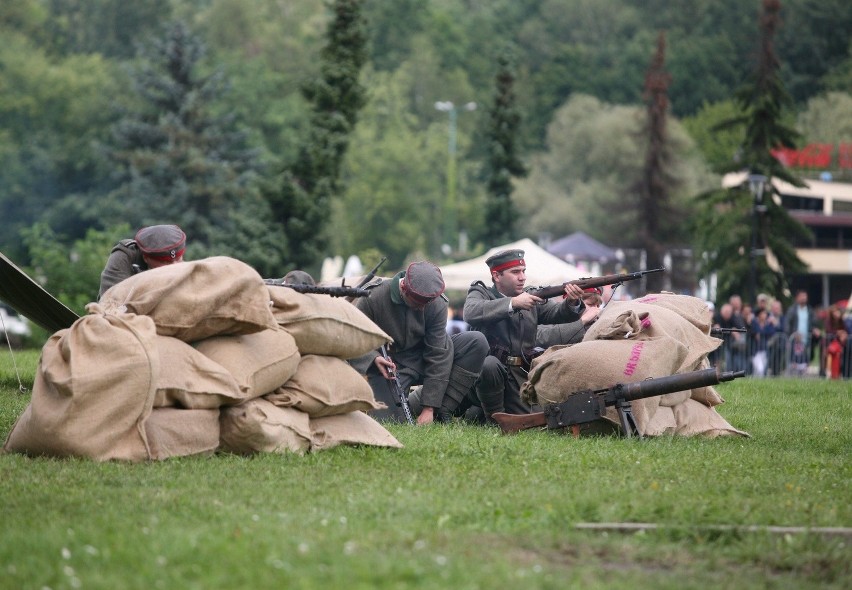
[[710, 332, 852, 379]]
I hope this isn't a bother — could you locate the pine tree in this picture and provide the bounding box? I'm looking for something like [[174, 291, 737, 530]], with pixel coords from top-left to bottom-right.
[[480, 51, 527, 245], [269, 0, 368, 271], [694, 0, 811, 304], [634, 32, 680, 293], [105, 21, 271, 269]]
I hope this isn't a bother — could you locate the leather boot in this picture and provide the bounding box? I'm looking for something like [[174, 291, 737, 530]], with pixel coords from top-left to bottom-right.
[[438, 365, 480, 421]]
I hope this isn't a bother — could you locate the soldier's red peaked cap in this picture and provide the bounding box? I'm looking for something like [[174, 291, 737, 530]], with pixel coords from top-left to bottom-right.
[[136, 225, 186, 261], [402, 261, 445, 304], [485, 249, 525, 273]]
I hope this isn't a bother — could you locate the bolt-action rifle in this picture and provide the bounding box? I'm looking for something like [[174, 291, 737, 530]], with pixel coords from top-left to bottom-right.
[[527, 268, 666, 300], [264, 280, 371, 298], [710, 327, 748, 336], [492, 367, 745, 437], [380, 344, 415, 425], [354, 257, 387, 289]]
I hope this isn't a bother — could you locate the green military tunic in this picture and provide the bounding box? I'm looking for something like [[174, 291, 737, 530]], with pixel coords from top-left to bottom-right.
[[463, 280, 583, 415], [351, 272, 453, 417], [98, 239, 146, 299]]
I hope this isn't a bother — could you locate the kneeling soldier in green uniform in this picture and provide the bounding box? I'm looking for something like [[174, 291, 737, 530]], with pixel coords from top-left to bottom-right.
[[351, 261, 488, 425]]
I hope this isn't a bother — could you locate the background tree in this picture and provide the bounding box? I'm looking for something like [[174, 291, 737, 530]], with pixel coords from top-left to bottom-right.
[[693, 0, 811, 304], [477, 50, 528, 246], [632, 32, 682, 293], [268, 0, 368, 272], [100, 21, 273, 271]]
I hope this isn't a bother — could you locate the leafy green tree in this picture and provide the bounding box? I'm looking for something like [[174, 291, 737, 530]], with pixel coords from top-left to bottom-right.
[[478, 51, 527, 246], [42, 0, 171, 59], [693, 0, 811, 304], [0, 30, 121, 261], [329, 67, 448, 268], [682, 99, 745, 173], [101, 21, 274, 271], [21, 222, 132, 312], [269, 0, 368, 271], [797, 91, 852, 145], [514, 93, 711, 248]]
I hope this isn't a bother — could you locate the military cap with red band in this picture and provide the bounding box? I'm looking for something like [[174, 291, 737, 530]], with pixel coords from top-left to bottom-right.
[[136, 225, 186, 261], [485, 249, 526, 273], [400, 261, 445, 305]]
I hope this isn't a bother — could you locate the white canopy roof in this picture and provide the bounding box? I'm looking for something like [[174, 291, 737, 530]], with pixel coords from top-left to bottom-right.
[[439, 238, 585, 291]]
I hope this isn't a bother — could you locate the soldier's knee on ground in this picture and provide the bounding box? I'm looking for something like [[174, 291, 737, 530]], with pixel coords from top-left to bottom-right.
[[407, 385, 424, 417]]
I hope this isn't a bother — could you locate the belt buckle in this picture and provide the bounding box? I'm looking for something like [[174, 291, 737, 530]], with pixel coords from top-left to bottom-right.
[[506, 355, 523, 366]]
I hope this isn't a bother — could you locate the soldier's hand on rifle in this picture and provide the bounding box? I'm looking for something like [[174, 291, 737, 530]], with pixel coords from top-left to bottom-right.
[[375, 355, 396, 379], [511, 291, 543, 311], [563, 283, 584, 303]]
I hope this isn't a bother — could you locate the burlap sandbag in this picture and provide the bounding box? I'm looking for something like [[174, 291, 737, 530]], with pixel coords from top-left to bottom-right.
[[522, 337, 689, 407], [144, 408, 221, 459], [264, 354, 386, 417], [219, 398, 312, 455], [642, 404, 677, 436], [310, 411, 403, 451], [99, 256, 277, 342], [154, 335, 244, 409], [673, 398, 750, 437], [267, 286, 391, 358], [689, 358, 725, 407], [3, 310, 159, 462], [193, 327, 301, 400], [632, 292, 714, 333], [583, 301, 720, 372]]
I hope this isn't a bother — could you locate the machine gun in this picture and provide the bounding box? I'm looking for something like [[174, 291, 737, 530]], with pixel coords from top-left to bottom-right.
[[380, 344, 415, 425], [492, 367, 745, 437], [527, 268, 665, 300], [264, 280, 371, 298]]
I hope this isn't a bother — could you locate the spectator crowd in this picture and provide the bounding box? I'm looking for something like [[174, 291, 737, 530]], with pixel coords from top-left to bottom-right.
[[710, 289, 852, 379]]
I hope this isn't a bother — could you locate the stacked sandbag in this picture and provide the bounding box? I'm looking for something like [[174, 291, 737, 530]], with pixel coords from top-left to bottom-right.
[[3, 257, 404, 460], [521, 293, 748, 438], [3, 311, 162, 461], [217, 284, 401, 455]]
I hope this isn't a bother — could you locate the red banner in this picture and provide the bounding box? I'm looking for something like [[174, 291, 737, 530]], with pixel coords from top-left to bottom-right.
[[772, 143, 852, 169]]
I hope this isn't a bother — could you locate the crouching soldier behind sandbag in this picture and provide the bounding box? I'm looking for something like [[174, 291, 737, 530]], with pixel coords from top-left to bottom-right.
[[350, 261, 488, 425], [463, 249, 586, 421]]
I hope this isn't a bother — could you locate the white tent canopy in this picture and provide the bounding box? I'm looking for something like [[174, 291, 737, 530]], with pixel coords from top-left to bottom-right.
[[439, 238, 585, 291]]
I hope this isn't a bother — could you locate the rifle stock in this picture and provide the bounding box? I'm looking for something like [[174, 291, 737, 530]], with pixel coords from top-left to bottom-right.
[[528, 268, 665, 300], [492, 367, 744, 436]]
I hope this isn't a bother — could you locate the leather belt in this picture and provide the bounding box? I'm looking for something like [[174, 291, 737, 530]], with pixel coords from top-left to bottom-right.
[[505, 355, 524, 366]]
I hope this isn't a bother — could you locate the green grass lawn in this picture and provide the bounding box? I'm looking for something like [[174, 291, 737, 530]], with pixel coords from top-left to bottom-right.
[[1, 349, 849, 589]]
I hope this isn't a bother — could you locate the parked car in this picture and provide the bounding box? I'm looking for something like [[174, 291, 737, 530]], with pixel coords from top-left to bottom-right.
[[0, 303, 31, 349]]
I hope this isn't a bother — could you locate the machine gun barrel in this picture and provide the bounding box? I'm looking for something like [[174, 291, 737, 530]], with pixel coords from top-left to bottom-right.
[[492, 367, 744, 436]]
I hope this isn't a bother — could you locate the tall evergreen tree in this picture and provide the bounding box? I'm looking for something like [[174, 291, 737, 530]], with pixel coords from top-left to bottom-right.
[[693, 0, 811, 304], [268, 0, 368, 271], [633, 32, 680, 293], [479, 51, 527, 246], [103, 21, 273, 271]]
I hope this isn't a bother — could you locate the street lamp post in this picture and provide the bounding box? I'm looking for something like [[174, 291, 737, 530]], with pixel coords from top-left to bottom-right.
[[435, 100, 476, 253], [748, 173, 768, 305]]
